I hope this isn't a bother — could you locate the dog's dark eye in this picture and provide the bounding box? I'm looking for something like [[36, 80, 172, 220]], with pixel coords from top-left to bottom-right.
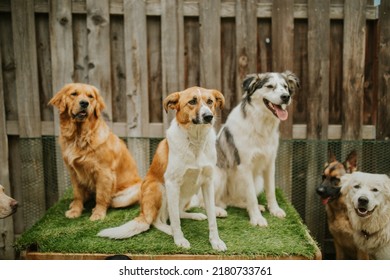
[[87, 94, 94, 99], [206, 99, 213, 105], [188, 99, 197, 106], [71, 92, 77, 96], [372, 188, 379, 192], [353, 185, 360, 189], [266, 85, 273, 89], [331, 178, 341, 185]]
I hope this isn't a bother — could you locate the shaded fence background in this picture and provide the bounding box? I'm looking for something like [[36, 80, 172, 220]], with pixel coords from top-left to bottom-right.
[[1, 0, 390, 259]]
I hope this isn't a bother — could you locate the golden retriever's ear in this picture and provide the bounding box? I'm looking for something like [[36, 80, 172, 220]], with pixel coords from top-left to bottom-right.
[[92, 86, 106, 118], [212, 90, 225, 110], [163, 92, 180, 113], [49, 85, 69, 113]]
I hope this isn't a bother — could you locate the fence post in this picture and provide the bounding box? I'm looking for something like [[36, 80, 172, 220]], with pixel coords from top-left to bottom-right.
[[377, 0, 390, 140], [49, 0, 73, 199], [124, 0, 150, 177], [272, 0, 294, 200], [11, 0, 46, 230], [306, 0, 330, 256]]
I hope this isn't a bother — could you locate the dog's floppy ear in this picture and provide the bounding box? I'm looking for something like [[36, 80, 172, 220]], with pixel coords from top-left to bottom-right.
[[344, 150, 357, 174], [212, 90, 225, 110], [92, 86, 106, 118], [163, 92, 180, 113], [49, 84, 71, 113], [283, 70, 300, 95]]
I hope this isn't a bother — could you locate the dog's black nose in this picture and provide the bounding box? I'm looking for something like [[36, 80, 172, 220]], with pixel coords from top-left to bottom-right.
[[202, 113, 213, 124], [358, 196, 369, 206], [79, 100, 89, 108], [280, 94, 290, 103], [316, 186, 325, 196], [10, 200, 18, 210]]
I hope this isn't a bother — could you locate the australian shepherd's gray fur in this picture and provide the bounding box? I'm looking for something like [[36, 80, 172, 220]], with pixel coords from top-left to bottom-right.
[[214, 71, 300, 227]]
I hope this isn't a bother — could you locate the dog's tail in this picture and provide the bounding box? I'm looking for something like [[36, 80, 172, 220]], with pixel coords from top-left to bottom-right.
[[98, 180, 163, 239], [111, 182, 141, 208]]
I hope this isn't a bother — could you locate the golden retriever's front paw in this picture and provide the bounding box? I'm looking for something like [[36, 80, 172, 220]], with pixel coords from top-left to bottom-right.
[[65, 208, 82, 219], [90, 211, 106, 221]]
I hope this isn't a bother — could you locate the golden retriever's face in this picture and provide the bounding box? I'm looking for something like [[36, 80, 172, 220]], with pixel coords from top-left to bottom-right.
[[49, 83, 105, 122], [163, 87, 225, 128]]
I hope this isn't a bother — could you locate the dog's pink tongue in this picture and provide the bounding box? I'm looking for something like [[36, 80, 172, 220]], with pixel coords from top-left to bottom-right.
[[275, 105, 288, 121], [321, 198, 330, 205]]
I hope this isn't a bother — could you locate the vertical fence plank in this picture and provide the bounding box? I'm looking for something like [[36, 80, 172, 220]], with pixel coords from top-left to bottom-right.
[[377, 0, 390, 140], [199, 0, 221, 90], [86, 0, 112, 121], [184, 17, 200, 89], [272, 0, 294, 199], [342, 0, 366, 141], [124, 0, 149, 177], [11, 0, 45, 230], [306, 0, 330, 254], [161, 0, 184, 128], [235, 0, 257, 100], [49, 0, 73, 199], [199, 0, 221, 129], [0, 43, 15, 260]]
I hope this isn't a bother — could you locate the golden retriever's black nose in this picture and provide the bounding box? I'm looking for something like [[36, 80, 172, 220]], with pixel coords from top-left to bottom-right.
[[79, 100, 89, 108]]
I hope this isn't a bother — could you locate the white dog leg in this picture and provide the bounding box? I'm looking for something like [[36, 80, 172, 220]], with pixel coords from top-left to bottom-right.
[[165, 180, 191, 249], [202, 181, 227, 251], [263, 163, 286, 218]]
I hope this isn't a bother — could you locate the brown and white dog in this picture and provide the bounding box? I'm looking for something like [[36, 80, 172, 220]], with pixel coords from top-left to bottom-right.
[[213, 71, 299, 227], [316, 150, 368, 259], [0, 184, 18, 219], [99, 87, 227, 251], [49, 83, 142, 221]]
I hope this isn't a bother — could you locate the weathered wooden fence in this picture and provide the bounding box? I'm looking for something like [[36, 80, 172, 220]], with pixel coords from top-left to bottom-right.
[[0, 0, 389, 259]]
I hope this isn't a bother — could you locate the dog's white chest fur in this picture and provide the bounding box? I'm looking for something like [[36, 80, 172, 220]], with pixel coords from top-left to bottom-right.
[[165, 119, 216, 205]]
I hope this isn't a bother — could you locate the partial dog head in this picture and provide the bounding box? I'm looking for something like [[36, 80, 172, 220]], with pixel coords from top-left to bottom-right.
[[163, 87, 225, 128], [0, 184, 18, 219], [241, 71, 300, 120], [343, 172, 390, 220], [316, 150, 357, 205], [49, 83, 105, 122]]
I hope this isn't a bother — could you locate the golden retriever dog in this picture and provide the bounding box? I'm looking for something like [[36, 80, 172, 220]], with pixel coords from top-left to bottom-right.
[[343, 172, 390, 259], [49, 83, 142, 221], [0, 184, 18, 219], [99, 87, 227, 251]]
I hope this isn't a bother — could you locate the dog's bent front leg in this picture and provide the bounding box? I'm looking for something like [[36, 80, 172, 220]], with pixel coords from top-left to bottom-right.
[[201, 177, 227, 251], [263, 159, 286, 218], [165, 179, 190, 249]]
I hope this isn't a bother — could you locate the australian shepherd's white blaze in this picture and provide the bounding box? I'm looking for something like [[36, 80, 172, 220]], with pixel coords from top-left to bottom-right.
[[98, 87, 227, 251], [214, 71, 300, 227]]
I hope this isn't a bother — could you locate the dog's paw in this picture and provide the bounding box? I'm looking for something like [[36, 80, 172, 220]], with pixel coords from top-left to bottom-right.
[[181, 212, 207, 221], [269, 206, 286, 219], [90, 211, 106, 221], [65, 208, 82, 219], [215, 207, 228, 218], [174, 237, 191, 249], [250, 215, 268, 227], [210, 238, 227, 252]]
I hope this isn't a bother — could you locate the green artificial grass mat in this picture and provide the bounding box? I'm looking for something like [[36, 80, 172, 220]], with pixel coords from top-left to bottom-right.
[[16, 188, 319, 259]]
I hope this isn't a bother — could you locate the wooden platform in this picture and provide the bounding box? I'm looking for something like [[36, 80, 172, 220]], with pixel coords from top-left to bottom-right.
[[16, 189, 321, 260]]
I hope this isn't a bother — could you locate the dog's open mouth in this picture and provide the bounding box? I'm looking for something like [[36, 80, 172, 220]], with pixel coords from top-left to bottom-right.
[[321, 197, 330, 205], [355, 206, 376, 218], [72, 110, 88, 120], [263, 99, 288, 121]]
